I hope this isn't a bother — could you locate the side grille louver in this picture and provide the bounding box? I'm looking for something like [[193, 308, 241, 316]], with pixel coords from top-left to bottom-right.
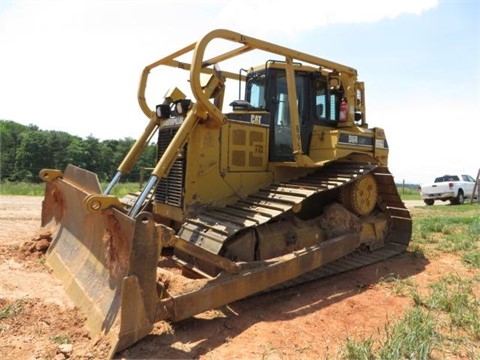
[[154, 127, 186, 207]]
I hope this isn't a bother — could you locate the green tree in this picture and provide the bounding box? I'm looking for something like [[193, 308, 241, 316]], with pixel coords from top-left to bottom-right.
[[15, 129, 53, 182], [65, 136, 90, 169], [48, 130, 76, 170], [0, 120, 30, 180], [1, 120, 159, 184]]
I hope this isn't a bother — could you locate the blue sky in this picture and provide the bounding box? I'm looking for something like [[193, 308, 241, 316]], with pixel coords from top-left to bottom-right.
[[0, 0, 478, 184]]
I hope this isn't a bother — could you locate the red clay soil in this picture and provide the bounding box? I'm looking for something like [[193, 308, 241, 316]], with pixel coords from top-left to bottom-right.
[[0, 196, 477, 359]]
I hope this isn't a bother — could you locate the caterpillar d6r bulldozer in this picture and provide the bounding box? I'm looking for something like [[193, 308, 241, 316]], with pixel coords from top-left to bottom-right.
[[39, 29, 412, 357]]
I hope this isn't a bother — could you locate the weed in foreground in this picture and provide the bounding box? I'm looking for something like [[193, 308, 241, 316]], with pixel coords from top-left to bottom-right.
[[378, 273, 416, 297], [339, 308, 439, 360], [342, 336, 375, 360], [423, 274, 480, 339], [378, 307, 439, 360], [0, 298, 26, 320], [50, 333, 71, 344]]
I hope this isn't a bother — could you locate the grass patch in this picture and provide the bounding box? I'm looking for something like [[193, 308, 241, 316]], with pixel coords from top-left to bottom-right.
[[108, 182, 142, 198], [341, 308, 439, 359], [2, 182, 418, 200], [0, 181, 140, 198], [463, 251, 480, 268], [396, 185, 421, 200], [378, 307, 439, 359], [0, 182, 46, 196], [341, 204, 480, 359], [417, 274, 479, 340], [342, 272, 480, 359], [411, 204, 480, 268]]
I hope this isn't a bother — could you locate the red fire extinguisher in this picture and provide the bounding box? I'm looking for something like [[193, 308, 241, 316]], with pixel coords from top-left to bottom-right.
[[339, 98, 348, 122]]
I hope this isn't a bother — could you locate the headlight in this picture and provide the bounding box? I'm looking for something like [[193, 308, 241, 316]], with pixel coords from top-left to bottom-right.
[[156, 104, 171, 118], [175, 99, 191, 115]]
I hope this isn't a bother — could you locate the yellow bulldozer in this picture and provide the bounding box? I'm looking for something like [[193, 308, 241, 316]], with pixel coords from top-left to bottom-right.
[[39, 29, 412, 357]]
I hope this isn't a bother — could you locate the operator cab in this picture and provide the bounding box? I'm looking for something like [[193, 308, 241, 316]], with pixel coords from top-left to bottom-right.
[[242, 62, 345, 162]]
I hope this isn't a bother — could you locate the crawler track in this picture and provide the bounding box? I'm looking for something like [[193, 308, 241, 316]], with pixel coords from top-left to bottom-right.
[[178, 161, 412, 286], [179, 163, 410, 246], [122, 162, 412, 287]]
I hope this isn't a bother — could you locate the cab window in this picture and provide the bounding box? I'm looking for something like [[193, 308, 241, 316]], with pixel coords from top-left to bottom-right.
[[315, 79, 340, 125]]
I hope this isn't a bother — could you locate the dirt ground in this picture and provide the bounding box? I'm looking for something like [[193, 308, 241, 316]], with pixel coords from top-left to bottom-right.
[[0, 195, 477, 359]]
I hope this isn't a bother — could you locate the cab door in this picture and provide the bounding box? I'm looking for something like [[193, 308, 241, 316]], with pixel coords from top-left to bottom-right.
[[267, 69, 313, 162]]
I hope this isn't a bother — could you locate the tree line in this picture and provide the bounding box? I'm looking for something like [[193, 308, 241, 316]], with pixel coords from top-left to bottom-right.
[[0, 120, 156, 183]]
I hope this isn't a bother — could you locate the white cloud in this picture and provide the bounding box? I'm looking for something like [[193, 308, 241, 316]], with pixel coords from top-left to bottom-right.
[[216, 0, 439, 35]]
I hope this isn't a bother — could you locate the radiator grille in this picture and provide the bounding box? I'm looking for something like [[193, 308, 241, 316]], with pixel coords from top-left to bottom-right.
[[154, 127, 186, 207]]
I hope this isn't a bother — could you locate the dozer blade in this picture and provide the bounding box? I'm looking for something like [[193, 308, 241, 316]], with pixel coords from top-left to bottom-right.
[[41, 165, 159, 357]]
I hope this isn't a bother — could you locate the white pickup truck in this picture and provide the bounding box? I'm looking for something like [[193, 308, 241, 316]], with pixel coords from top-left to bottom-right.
[[419, 174, 477, 205]]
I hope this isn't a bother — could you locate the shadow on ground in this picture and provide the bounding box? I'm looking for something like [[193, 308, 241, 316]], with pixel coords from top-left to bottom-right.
[[115, 250, 429, 359]]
